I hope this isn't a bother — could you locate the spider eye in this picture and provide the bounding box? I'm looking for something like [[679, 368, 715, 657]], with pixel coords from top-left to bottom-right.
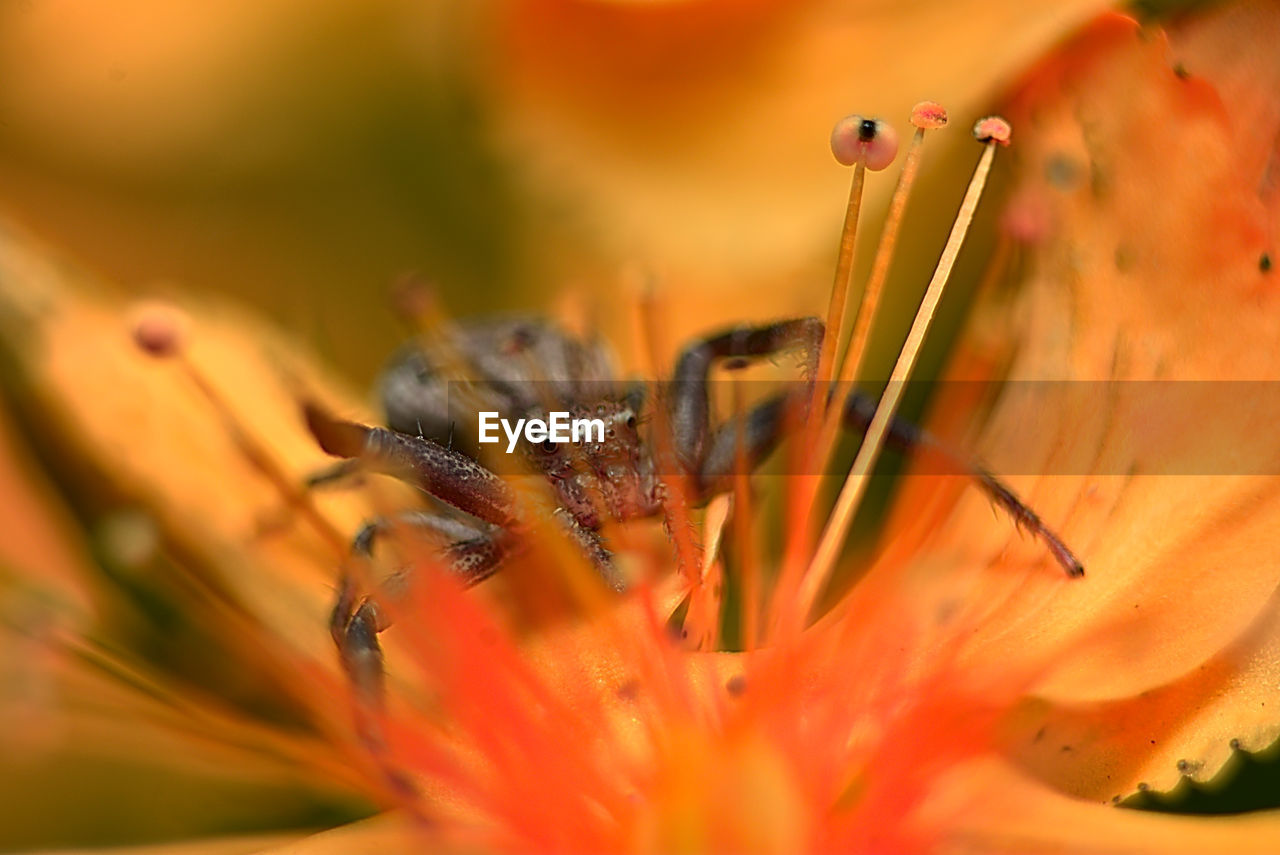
[[539, 438, 558, 455], [626, 414, 637, 430]]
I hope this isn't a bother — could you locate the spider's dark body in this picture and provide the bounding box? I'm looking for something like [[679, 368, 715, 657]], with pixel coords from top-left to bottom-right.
[[306, 315, 1080, 695], [380, 318, 663, 543]]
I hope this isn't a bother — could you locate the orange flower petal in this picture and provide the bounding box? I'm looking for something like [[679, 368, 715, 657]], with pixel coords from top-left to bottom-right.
[[254, 814, 420, 855], [6, 832, 305, 855], [848, 3, 1280, 799], [929, 757, 1280, 854], [0, 220, 376, 661], [1008, 583, 1280, 800], [0, 220, 415, 809], [869, 6, 1280, 704]]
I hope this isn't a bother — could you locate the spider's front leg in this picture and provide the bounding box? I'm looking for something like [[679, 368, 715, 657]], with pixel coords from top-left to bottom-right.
[[351, 511, 511, 586], [668, 316, 824, 487], [666, 322, 1084, 577], [305, 404, 518, 698], [328, 511, 512, 701], [306, 403, 515, 528]]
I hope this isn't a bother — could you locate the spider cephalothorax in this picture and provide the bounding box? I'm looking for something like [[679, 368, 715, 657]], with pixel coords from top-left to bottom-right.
[[521, 398, 663, 530]]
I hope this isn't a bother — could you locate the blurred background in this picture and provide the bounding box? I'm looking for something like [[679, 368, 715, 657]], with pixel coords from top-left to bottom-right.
[[0, 0, 1115, 386]]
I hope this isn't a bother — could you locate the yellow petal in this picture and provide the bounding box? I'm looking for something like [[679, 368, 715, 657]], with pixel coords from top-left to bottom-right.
[[490, 0, 1115, 269], [871, 6, 1280, 704], [0, 220, 414, 811], [0, 219, 380, 663], [8, 833, 305, 855], [1008, 583, 1280, 801], [0, 403, 94, 623], [254, 815, 418, 855], [855, 3, 1280, 799], [930, 757, 1280, 854]]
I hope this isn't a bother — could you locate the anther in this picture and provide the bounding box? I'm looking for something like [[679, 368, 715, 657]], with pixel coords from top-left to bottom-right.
[[830, 115, 900, 171], [128, 300, 189, 358], [775, 108, 928, 639], [910, 101, 948, 130], [972, 116, 1012, 145]]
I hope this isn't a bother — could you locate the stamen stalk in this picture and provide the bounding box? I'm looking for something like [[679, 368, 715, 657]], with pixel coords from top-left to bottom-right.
[[731, 379, 761, 650], [816, 160, 867, 393], [795, 123, 1007, 623], [815, 104, 945, 475], [770, 115, 903, 639]]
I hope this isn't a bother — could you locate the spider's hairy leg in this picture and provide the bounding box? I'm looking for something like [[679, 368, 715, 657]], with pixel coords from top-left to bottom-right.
[[306, 403, 523, 704], [329, 575, 386, 704], [841, 393, 1084, 577], [557, 513, 627, 592], [697, 388, 923, 494], [351, 510, 510, 586], [693, 386, 1084, 578], [304, 402, 515, 527], [696, 393, 793, 495], [329, 514, 512, 696], [669, 317, 824, 478]]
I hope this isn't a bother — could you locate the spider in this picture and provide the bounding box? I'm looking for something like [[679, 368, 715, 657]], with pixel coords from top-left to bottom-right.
[[305, 314, 1083, 697]]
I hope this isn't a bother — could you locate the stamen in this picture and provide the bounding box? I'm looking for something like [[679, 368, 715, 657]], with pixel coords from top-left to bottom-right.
[[389, 274, 440, 333], [769, 109, 925, 639], [127, 301, 350, 558], [816, 102, 948, 474], [818, 115, 901, 393], [731, 377, 761, 651], [769, 114, 901, 640], [129, 300, 189, 358], [683, 492, 729, 650], [794, 118, 1011, 623]]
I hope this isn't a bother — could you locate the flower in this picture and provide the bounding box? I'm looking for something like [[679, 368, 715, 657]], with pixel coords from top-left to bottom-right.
[[5, 1, 1280, 853]]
